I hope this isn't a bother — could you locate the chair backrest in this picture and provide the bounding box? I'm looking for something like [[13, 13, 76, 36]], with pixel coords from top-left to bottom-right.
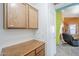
[[62, 33, 74, 43]]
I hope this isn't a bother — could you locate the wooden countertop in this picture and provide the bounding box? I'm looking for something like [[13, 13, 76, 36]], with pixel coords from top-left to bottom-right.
[[2, 40, 45, 56]]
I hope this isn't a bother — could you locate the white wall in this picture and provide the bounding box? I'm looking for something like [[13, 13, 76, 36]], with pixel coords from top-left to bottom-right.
[[35, 3, 56, 56], [48, 4, 56, 56], [0, 3, 56, 56]]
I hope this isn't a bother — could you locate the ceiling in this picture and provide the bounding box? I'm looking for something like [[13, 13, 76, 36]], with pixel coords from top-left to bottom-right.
[[62, 4, 79, 17]]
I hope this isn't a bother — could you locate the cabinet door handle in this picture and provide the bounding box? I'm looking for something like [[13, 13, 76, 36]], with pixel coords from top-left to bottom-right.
[[10, 25, 14, 27]]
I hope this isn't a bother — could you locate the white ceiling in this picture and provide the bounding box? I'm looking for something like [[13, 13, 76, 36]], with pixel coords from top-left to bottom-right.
[[55, 3, 71, 9], [62, 5, 79, 17]]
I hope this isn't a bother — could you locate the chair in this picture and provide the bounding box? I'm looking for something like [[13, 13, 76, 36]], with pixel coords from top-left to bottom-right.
[[62, 33, 79, 46]]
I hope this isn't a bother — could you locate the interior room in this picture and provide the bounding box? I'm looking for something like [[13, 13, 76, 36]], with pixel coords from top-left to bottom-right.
[[0, 3, 56, 56], [1, 3, 79, 56], [56, 3, 79, 56]]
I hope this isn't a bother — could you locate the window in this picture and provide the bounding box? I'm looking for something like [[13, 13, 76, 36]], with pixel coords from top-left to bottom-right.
[[69, 24, 76, 35]]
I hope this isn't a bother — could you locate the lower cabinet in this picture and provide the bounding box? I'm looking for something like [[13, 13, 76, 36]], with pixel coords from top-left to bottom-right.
[[36, 49, 45, 56], [25, 44, 45, 56], [25, 50, 35, 56], [2, 40, 45, 56]]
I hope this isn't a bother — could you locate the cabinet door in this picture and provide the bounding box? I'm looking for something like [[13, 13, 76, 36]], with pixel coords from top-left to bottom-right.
[[36, 49, 45, 56], [5, 3, 28, 28], [28, 6, 38, 29], [24, 50, 35, 56]]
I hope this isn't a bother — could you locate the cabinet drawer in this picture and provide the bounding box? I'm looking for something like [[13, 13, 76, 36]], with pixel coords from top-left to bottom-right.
[[36, 44, 45, 54], [36, 49, 45, 56], [25, 50, 35, 56]]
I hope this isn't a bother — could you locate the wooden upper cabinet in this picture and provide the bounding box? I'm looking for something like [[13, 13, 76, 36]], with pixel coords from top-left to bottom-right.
[[4, 3, 28, 29], [3, 3, 38, 29], [28, 5, 38, 29]]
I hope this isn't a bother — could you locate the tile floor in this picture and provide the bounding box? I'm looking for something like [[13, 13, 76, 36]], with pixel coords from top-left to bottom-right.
[[55, 44, 79, 56]]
